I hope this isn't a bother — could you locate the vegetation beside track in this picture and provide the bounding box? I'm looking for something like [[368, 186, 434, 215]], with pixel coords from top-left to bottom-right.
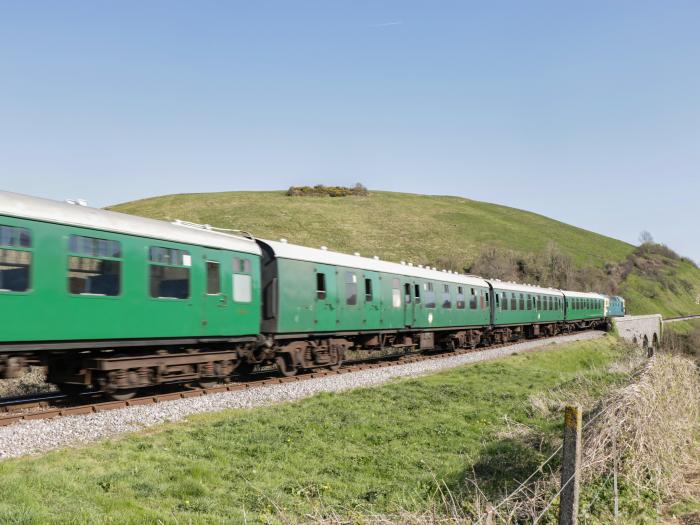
[[110, 190, 700, 317], [0, 336, 637, 523]]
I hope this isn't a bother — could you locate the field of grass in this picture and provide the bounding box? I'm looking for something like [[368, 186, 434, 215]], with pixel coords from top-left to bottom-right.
[[110, 190, 700, 317], [111, 191, 633, 270], [0, 337, 631, 524]]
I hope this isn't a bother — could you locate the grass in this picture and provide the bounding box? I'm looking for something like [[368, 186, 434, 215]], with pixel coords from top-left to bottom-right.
[[110, 191, 633, 270], [109, 190, 700, 317], [664, 318, 700, 335], [0, 337, 631, 524]]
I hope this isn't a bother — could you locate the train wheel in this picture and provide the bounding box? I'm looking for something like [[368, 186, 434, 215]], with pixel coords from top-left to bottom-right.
[[108, 388, 138, 401], [276, 355, 298, 377]]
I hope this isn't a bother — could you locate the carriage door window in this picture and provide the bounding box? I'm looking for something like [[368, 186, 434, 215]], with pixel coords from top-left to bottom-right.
[[0, 225, 32, 292], [392, 278, 401, 307], [457, 286, 466, 309], [345, 272, 358, 305], [364, 278, 373, 302], [527, 295, 532, 310], [206, 261, 221, 295], [316, 272, 327, 299], [501, 292, 508, 310], [519, 293, 525, 310], [232, 257, 252, 303], [414, 284, 421, 304], [510, 293, 517, 310], [149, 246, 190, 299], [404, 283, 412, 305], [424, 283, 436, 308], [442, 284, 451, 308], [68, 235, 121, 296], [470, 288, 478, 310]]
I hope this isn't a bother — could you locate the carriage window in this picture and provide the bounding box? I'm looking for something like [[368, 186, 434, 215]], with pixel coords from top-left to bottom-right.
[[527, 295, 532, 310], [68, 235, 122, 296], [233, 274, 252, 302], [232, 257, 253, 303], [425, 282, 436, 308], [404, 283, 412, 305], [536, 296, 541, 310], [392, 278, 401, 308], [470, 288, 478, 310], [510, 293, 517, 310], [149, 245, 190, 299], [70, 235, 120, 258], [457, 286, 465, 309], [548, 296, 553, 310], [502, 292, 508, 310], [69, 257, 121, 296], [0, 249, 31, 292], [316, 272, 326, 299], [414, 284, 421, 304], [519, 293, 525, 310], [365, 278, 373, 302], [206, 262, 221, 294], [345, 272, 358, 305], [150, 266, 189, 299], [442, 284, 451, 309], [0, 225, 31, 248]]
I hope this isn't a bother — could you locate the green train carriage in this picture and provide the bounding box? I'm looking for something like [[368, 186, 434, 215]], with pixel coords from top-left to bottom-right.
[[257, 239, 492, 373], [490, 281, 566, 338], [0, 191, 261, 396], [562, 290, 606, 326]]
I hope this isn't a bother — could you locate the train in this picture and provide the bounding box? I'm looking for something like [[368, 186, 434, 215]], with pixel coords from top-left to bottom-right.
[[0, 191, 625, 399]]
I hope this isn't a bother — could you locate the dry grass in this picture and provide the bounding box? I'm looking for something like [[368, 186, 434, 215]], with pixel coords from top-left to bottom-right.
[[0, 367, 55, 397]]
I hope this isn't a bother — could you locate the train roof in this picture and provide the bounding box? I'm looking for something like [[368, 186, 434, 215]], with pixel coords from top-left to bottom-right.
[[258, 239, 489, 287], [560, 289, 607, 300], [0, 191, 261, 255], [487, 280, 564, 296]]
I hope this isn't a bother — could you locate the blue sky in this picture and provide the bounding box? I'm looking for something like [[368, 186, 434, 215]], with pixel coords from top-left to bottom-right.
[[0, 1, 698, 262]]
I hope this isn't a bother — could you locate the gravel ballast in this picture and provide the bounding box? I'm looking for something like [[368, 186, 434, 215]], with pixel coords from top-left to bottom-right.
[[0, 331, 605, 460]]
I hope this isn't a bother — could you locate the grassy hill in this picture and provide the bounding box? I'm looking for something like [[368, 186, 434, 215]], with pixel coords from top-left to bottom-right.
[[110, 190, 700, 317]]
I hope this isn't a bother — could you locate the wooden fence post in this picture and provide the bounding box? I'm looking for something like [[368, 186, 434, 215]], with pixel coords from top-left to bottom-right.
[[559, 405, 582, 525]]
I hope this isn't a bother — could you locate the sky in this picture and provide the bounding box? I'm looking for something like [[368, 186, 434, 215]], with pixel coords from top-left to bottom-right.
[[0, 1, 698, 262]]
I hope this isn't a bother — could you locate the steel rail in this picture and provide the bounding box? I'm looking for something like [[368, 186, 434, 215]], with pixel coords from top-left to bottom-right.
[[0, 330, 602, 428]]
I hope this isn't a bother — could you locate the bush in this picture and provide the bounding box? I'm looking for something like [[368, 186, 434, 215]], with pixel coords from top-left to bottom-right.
[[286, 183, 369, 197]]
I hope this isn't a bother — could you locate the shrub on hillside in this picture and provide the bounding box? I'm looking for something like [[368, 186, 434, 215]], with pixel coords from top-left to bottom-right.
[[286, 183, 369, 197]]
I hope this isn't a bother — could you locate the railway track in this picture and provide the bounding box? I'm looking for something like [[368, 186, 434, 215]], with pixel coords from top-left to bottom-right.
[[0, 330, 598, 427], [663, 314, 700, 323]]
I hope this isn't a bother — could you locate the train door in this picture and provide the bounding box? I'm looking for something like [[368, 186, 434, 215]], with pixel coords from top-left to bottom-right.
[[314, 263, 337, 331], [337, 268, 364, 330], [403, 280, 414, 327], [362, 271, 381, 329], [201, 251, 230, 336]]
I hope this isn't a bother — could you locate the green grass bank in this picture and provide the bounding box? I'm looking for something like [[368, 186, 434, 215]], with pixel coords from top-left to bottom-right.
[[0, 337, 632, 524], [110, 190, 700, 317]]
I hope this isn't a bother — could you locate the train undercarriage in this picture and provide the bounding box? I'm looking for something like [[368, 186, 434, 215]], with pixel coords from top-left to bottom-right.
[[0, 319, 608, 400]]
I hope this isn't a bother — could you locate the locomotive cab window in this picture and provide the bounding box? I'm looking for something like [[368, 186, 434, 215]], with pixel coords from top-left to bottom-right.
[[206, 261, 221, 295], [149, 246, 190, 299], [316, 272, 326, 299], [68, 235, 121, 296], [0, 225, 32, 292]]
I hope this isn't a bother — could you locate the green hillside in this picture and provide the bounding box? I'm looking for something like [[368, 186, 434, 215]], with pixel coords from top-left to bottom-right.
[[110, 190, 700, 317]]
